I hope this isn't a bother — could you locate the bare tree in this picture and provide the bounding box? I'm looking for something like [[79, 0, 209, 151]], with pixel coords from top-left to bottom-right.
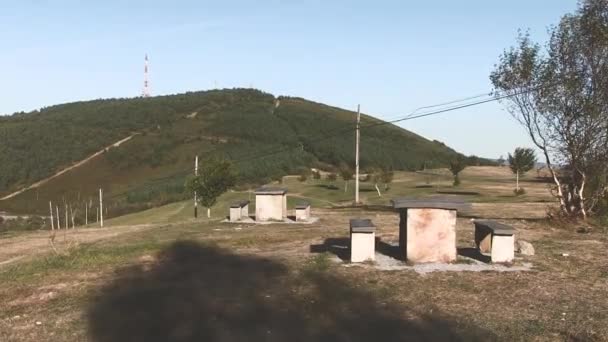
[[491, 0, 608, 219]]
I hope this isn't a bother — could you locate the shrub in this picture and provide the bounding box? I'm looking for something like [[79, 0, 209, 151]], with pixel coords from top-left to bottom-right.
[[513, 187, 526, 196]]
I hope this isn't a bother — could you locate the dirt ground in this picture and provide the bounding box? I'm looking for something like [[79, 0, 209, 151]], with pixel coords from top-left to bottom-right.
[[0, 206, 606, 341]]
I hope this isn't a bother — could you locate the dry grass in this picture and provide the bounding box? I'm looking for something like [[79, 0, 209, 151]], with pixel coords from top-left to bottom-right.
[[0, 167, 606, 341]]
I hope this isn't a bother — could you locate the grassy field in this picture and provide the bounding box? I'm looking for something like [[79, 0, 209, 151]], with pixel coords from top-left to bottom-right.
[[1, 167, 606, 341], [103, 166, 555, 227]]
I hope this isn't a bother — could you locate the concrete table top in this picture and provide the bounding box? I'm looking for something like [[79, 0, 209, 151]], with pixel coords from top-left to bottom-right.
[[474, 220, 515, 235], [255, 187, 287, 195], [391, 197, 471, 211], [349, 219, 376, 233], [230, 200, 250, 208]]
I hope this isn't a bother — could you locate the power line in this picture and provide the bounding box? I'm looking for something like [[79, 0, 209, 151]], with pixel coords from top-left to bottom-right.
[[382, 91, 493, 122], [182, 82, 550, 171], [229, 85, 544, 165]]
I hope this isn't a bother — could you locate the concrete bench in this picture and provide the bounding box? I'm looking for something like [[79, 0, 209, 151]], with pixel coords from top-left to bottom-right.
[[295, 201, 311, 221], [349, 219, 376, 262], [474, 220, 515, 263], [229, 200, 250, 222]]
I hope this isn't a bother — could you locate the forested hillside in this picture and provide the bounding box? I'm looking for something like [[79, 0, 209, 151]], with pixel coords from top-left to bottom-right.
[[0, 88, 477, 215]]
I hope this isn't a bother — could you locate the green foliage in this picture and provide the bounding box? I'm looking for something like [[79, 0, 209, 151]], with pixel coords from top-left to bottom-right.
[[508, 148, 536, 175], [185, 158, 236, 209], [327, 173, 337, 182], [312, 170, 321, 180], [339, 164, 353, 181], [298, 171, 308, 182], [0, 89, 464, 216], [514, 188, 526, 196], [0, 216, 46, 233], [449, 156, 467, 187]]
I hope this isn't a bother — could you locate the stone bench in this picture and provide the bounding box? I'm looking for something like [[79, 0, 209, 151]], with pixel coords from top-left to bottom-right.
[[474, 220, 515, 263], [349, 219, 376, 262], [229, 200, 250, 222], [295, 201, 311, 221]]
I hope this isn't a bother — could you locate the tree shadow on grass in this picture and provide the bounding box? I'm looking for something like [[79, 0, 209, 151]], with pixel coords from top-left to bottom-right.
[[87, 241, 494, 342]]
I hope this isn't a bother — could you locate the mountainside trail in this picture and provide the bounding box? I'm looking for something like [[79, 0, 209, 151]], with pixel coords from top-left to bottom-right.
[[0, 134, 137, 201]]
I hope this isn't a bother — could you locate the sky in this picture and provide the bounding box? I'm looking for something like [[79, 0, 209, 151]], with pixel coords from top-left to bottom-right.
[[0, 0, 578, 158]]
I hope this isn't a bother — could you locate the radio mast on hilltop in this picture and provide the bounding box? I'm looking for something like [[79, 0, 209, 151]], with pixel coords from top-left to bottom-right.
[[142, 54, 150, 97]]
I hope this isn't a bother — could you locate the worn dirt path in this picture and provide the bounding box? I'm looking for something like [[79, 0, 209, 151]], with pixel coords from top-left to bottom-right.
[[0, 224, 154, 269], [0, 134, 137, 201]]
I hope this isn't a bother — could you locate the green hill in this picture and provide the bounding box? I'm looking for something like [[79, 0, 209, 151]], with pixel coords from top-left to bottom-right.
[[0, 88, 472, 216]]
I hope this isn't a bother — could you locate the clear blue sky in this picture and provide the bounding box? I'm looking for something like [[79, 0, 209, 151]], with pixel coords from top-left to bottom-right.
[[0, 0, 577, 158]]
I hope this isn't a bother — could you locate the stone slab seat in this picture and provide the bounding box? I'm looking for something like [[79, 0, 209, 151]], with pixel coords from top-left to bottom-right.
[[474, 220, 515, 263], [295, 201, 311, 221], [349, 219, 376, 262], [229, 200, 250, 222]]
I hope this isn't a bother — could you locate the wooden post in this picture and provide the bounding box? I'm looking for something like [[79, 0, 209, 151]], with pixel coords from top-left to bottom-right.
[[85, 204, 88, 226], [355, 104, 361, 204], [194, 155, 199, 218], [65, 205, 68, 231], [49, 201, 55, 230], [96, 207, 99, 223], [56, 206, 61, 230], [99, 189, 103, 227]]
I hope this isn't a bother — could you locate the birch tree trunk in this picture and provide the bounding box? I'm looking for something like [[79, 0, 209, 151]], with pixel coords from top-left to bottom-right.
[[49, 201, 54, 230]]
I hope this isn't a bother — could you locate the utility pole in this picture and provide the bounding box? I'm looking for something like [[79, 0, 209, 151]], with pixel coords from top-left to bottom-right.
[[49, 201, 54, 230], [355, 104, 361, 204], [85, 204, 88, 226], [99, 189, 104, 227], [194, 155, 199, 218]]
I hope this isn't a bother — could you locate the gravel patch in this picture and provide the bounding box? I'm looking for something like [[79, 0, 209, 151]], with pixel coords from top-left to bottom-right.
[[341, 251, 533, 274]]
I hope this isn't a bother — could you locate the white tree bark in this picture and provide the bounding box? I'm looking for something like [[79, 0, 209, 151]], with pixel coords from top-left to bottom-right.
[[49, 201, 54, 230]]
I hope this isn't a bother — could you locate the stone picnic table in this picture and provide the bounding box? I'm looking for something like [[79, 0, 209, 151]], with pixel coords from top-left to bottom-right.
[[390, 197, 471, 263]]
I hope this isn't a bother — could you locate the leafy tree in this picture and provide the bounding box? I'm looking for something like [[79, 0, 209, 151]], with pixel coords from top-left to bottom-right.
[[449, 156, 467, 186], [327, 173, 337, 182], [490, 0, 608, 218], [186, 158, 236, 218], [508, 147, 536, 192], [312, 170, 321, 181], [339, 164, 353, 193], [497, 155, 506, 166], [298, 168, 310, 182], [380, 168, 394, 191]]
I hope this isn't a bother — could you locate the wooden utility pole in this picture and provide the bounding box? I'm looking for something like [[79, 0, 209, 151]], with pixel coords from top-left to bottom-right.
[[355, 104, 361, 204], [49, 201, 55, 230], [99, 189, 104, 227], [194, 155, 198, 218]]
